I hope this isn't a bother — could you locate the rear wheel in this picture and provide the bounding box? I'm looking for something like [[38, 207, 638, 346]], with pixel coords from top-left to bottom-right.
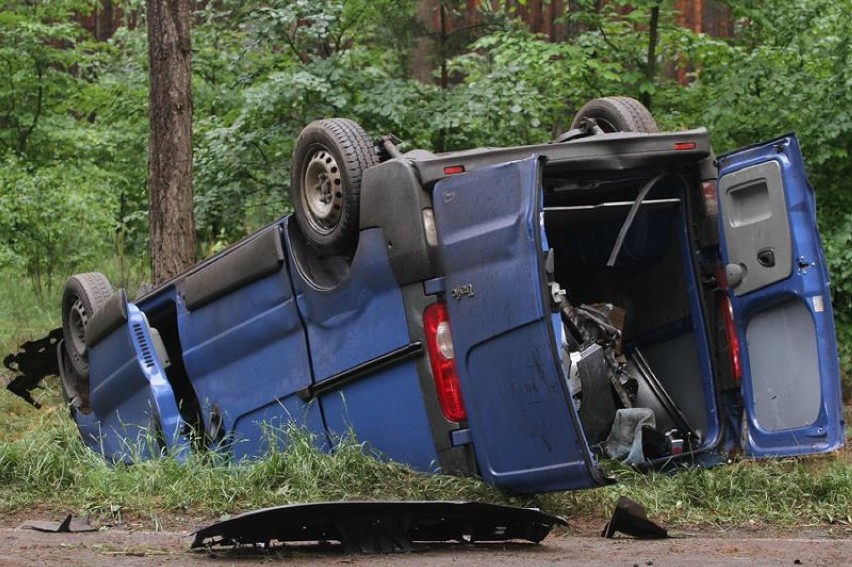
[[291, 118, 379, 255], [61, 272, 113, 378], [570, 96, 658, 133]]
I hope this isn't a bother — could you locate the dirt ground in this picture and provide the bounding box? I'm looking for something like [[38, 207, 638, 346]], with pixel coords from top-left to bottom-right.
[[3, 519, 851, 566]]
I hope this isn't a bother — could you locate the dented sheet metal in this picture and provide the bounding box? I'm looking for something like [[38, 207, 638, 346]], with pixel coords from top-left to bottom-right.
[[191, 501, 567, 554]]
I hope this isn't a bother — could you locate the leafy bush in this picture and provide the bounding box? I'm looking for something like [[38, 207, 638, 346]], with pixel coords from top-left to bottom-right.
[[0, 157, 118, 294], [2, 0, 850, 371], [824, 216, 852, 397]]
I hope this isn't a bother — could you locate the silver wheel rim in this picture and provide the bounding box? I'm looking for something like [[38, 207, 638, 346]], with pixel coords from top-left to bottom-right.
[[303, 149, 343, 234], [68, 297, 88, 357]]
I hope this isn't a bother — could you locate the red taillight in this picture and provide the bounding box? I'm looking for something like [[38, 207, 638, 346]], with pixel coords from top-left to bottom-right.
[[443, 165, 465, 175], [674, 141, 697, 151], [717, 270, 743, 381], [423, 301, 467, 422]]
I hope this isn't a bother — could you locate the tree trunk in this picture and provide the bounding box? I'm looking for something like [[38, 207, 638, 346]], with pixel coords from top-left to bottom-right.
[[641, 4, 660, 111], [410, 0, 436, 84], [147, 0, 196, 284]]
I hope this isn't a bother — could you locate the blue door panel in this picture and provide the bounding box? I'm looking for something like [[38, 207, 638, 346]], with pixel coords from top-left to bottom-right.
[[432, 156, 603, 493], [286, 228, 411, 381], [285, 226, 437, 471], [71, 411, 106, 457], [229, 396, 325, 460], [717, 135, 844, 456], [321, 360, 440, 472], [177, 234, 321, 456], [87, 304, 189, 462]]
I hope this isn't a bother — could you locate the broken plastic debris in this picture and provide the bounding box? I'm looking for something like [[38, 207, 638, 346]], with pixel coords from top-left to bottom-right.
[[601, 496, 668, 539], [192, 501, 567, 554], [21, 514, 97, 533]]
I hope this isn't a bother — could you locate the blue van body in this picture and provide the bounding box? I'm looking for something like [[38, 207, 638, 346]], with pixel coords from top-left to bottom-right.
[[60, 128, 845, 494]]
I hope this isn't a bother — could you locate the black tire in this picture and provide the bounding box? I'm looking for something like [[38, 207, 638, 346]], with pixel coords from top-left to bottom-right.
[[570, 96, 658, 133], [61, 272, 113, 378], [291, 118, 379, 255]]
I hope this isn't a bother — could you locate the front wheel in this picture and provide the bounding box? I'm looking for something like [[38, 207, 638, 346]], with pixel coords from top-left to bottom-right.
[[570, 96, 658, 133], [291, 118, 379, 255], [61, 272, 114, 378]]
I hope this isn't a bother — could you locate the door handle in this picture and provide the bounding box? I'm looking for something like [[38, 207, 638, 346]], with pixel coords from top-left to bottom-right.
[[757, 248, 776, 267]]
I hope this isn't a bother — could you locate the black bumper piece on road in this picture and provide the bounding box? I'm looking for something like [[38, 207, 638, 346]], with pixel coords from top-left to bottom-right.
[[191, 500, 567, 554]]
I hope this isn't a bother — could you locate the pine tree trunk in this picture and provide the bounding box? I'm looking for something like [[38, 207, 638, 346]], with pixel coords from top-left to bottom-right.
[[147, 0, 196, 284], [410, 0, 436, 83], [641, 4, 660, 110]]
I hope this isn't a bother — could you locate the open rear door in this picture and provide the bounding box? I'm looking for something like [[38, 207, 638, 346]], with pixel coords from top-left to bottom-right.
[[717, 134, 844, 456], [432, 156, 606, 493]]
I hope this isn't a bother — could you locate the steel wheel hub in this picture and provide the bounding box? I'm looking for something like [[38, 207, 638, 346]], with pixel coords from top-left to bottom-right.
[[303, 150, 344, 233], [68, 297, 88, 355]]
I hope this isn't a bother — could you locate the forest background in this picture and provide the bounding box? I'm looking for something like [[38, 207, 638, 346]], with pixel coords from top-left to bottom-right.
[[1, 0, 851, 391]]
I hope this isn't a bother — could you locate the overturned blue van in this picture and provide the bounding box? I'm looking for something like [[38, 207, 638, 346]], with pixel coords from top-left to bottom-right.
[[57, 97, 845, 494]]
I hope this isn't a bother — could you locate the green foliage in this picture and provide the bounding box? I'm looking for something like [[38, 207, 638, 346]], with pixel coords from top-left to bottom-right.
[[562, 0, 680, 101], [670, 0, 852, 381], [444, 27, 621, 143], [678, 0, 851, 180], [0, 1, 150, 293], [1, 0, 850, 378], [0, 1, 98, 157], [436, 1, 708, 144], [0, 156, 117, 294], [824, 216, 852, 395], [0, 268, 58, 356], [190, 0, 433, 242]]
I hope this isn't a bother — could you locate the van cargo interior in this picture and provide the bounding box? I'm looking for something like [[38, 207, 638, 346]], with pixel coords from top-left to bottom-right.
[[543, 173, 717, 462]]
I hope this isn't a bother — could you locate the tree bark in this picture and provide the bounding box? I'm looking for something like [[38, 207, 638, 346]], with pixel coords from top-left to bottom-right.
[[147, 0, 196, 284], [641, 4, 660, 111], [410, 0, 436, 84]]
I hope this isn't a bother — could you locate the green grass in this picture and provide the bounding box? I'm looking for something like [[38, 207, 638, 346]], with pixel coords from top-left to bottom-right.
[[2, 267, 851, 531], [0, 273, 59, 357], [589, 454, 852, 527], [0, 386, 519, 521], [0, 264, 151, 356], [1, 382, 850, 531]]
